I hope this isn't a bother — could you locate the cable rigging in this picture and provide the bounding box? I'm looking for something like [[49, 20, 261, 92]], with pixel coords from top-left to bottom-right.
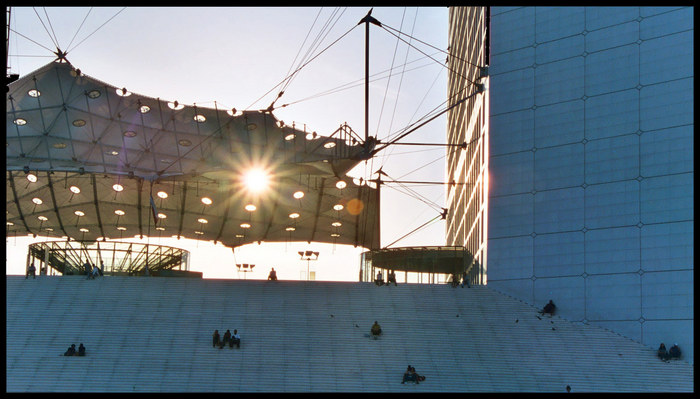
[[33, 7, 59, 50], [278, 54, 439, 108], [246, 21, 355, 111], [65, 7, 92, 52], [65, 7, 126, 54], [382, 22, 481, 69], [283, 7, 347, 95], [246, 8, 354, 112]]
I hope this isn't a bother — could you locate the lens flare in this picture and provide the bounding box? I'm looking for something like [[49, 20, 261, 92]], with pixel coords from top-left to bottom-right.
[[242, 168, 271, 194]]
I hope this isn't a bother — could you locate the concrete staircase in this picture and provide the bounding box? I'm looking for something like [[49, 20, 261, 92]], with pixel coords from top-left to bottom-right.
[[6, 276, 693, 392]]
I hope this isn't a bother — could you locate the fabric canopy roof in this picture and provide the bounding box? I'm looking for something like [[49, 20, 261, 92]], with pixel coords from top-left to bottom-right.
[[7, 59, 380, 249]]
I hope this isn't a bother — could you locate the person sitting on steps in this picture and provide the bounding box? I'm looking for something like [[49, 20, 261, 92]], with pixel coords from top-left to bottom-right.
[[541, 300, 556, 316], [213, 330, 220, 348], [375, 271, 384, 286], [669, 343, 681, 360], [657, 343, 669, 361], [387, 270, 397, 286], [371, 321, 382, 339], [230, 329, 241, 348], [221, 329, 231, 348], [64, 344, 76, 356]]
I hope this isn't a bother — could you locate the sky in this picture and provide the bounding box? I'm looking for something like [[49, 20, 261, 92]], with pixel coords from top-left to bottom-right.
[[6, 7, 451, 280]]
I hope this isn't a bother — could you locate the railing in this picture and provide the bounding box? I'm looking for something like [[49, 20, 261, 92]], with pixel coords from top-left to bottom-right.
[[27, 240, 190, 276]]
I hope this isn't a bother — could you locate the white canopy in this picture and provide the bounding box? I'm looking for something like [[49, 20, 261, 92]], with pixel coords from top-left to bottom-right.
[[7, 59, 380, 249]]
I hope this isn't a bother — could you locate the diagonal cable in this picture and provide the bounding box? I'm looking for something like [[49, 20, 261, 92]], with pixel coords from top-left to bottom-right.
[[32, 7, 59, 49], [66, 7, 93, 51], [66, 7, 126, 54]]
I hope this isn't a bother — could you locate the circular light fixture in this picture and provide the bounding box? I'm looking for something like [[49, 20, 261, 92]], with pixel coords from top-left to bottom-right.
[[160, 159, 172, 164], [178, 139, 192, 147], [79, 228, 90, 233], [70, 186, 81, 194], [244, 204, 257, 212], [331, 233, 341, 237], [324, 141, 336, 149], [240, 223, 251, 229], [123, 131, 137, 138], [332, 221, 342, 227], [167, 101, 184, 110], [38, 216, 48, 221], [157, 213, 167, 219], [246, 123, 257, 131], [235, 234, 245, 238], [201, 197, 213, 205], [53, 142, 67, 149], [114, 209, 125, 216], [335, 180, 347, 189], [194, 114, 206, 123], [285, 227, 296, 232], [289, 213, 300, 219], [7, 221, 14, 226], [155, 226, 165, 231], [13, 118, 27, 126], [284, 133, 296, 141], [333, 204, 344, 211], [45, 227, 53, 231], [74, 210, 85, 217], [157, 191, 168, 199], [87, 89, 101, 99], [197, 218, 208, 224], [106, 150, 119, 156], [195, 231, 205, 235], [112, 184, 124, 192], [28, 89, 41, 97], [27, 174, 37, 183], [117, 226, 127, 231], [32, 197, 43, 205], [72, 119, 86, 127], [139, 105, 151, 114], [293, 191, 305, 199]]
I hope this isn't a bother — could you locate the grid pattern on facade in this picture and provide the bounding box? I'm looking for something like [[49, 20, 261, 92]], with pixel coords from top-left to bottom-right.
[[446, 7, 489, 284], [485, 6, 693, 363]]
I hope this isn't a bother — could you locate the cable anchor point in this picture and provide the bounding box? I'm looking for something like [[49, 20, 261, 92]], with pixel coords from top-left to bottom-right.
[[358, 8, 382, 27]]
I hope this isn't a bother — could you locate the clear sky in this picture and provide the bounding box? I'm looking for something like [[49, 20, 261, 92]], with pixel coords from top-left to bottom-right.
[[6, 7, 450, 280]]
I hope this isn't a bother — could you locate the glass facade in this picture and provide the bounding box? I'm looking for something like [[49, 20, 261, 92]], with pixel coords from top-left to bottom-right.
[[449, 6, 693, 363], [27, 240, 192, 276], [446, 7, 490, 285]]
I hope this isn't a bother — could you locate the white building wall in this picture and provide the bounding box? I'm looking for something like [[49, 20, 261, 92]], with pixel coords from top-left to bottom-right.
[[486, 6, 693, 363]]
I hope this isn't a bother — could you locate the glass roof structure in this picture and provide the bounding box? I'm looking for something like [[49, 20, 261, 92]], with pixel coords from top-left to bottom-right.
[[7, 59, 380, 249]]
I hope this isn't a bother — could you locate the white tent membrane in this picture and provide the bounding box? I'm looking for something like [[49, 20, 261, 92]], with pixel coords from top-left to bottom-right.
[[6, 59, 380, 250]]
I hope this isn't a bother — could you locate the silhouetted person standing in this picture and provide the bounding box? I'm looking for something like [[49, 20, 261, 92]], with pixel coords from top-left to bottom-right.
[[26, 264, 36, 279]]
